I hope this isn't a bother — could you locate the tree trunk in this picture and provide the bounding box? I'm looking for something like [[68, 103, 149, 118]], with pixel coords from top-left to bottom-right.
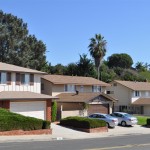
[[97, 66, 100, 80]]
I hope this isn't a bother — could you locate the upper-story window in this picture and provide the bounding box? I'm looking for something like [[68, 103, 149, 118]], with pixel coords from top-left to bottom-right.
[[135, 91, 140, 97], [80, 85, 84, 92], [107, 91, 114, 94], [92, 85, 101, 92], [16, 73, 34, 85], [16, 73, 21, 85], [145, 91, 149, 97], [7, 72, 11, 85], [0, 72, 6, 84], [21, 74, 25, 84], [0, 72, 11, 85], [30, 74, 34, 85], [64, 84, 76, 92]]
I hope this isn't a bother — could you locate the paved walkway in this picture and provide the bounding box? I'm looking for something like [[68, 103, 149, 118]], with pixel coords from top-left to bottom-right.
[[0, 124, 150, 143]]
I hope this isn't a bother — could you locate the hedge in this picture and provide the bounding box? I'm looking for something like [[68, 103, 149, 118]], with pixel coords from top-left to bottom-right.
[[51, 101, 57, 122], [60, 116, 106, 129], [147, 118, 150, 125], [0, 108, 50, 131]]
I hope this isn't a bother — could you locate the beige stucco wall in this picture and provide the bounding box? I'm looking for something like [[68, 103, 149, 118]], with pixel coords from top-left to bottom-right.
[[42, 81, 108, 96], [52, 84, 64, 92], [41, 79, 52, 95], [107, 83, 132, 106]]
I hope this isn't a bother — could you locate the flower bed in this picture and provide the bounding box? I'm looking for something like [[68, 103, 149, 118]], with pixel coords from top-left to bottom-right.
[[75, 126, 108, 133]]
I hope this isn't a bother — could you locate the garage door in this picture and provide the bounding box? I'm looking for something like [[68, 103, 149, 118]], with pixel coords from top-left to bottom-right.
[[10, 101, 46, 120], [88, 104, 109, 115]]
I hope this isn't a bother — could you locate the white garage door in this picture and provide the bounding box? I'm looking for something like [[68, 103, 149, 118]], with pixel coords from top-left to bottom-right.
[[10, 101, 46, 120]]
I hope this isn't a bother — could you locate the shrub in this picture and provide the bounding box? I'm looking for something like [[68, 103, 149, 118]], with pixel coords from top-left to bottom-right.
[[0, 108, 50, 131], [60, 116, 106, 129], [147, 118, 150, 125], [51, 101, 57, 122]]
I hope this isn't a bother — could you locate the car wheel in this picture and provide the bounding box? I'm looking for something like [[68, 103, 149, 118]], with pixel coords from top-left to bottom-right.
[[121, 121, 126, 127]]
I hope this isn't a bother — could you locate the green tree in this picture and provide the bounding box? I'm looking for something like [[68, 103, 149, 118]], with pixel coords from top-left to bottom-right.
[[77, 54, 96, 77], [52, 64, 67, 75], [0, 10, 47, 70], [51, 101, 57, 122], [135, 62, 146, 72], [66, 63, 78, 76], [100, 63, 116, 82], [88, 34, 107, 80], [107, 53, 133, 69]]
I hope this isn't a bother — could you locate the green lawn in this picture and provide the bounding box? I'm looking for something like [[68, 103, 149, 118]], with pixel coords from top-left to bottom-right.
[[136, 116, 150, 125]]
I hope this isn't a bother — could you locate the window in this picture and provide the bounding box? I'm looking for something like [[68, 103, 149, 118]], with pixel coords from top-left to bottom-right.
[[107, 91, 114, 94], [21, 74, 25, 84], [0, 72, 6, 84], [135, 91, 140, 97], [7, 72, 11, 85], [92, 85, 101, 92], [119, 105, 128, 112], [16, 73, 31, 85], [64, 85, 68, 92], [80, 85, 84, 92], [30, 74, 34, 85], [64, 84, 76, 92], [25, 74, 29, 85], [16, 73, 21, 85]]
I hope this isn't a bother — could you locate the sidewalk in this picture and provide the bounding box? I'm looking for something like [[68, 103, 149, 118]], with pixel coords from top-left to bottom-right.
[[0, 123, 150, 143]]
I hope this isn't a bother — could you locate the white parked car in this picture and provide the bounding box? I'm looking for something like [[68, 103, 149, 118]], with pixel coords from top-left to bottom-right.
[[88, 113, 119, 128], [111, 112, 138, 126]]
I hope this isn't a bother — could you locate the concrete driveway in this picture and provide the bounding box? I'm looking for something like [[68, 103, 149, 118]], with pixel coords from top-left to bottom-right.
[[0, 123, 150, 143], [51, 123, 150, 139]]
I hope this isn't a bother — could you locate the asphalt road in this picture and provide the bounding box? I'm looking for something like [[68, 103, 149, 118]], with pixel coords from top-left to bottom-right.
[[0, 134, 150, 150]]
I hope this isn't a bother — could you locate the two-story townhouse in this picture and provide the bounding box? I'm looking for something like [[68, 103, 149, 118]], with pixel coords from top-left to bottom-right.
[[107, 80, 150, 115], [0, 62, 57, 121], [41, 75, 117, 119]]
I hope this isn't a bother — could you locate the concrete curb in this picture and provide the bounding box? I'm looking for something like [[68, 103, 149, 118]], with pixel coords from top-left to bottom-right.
[[0, 124, 150, 143]]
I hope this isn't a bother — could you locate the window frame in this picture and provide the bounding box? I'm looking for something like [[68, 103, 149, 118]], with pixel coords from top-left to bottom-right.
[[7, 72, 11, 85], [0, 72, 7, 84], [30, 74, 34, 85], [16, 73, 21, 85], [135, 91, 140, 97], [92, 85, 101, 92], [64, 84, 76, 92]]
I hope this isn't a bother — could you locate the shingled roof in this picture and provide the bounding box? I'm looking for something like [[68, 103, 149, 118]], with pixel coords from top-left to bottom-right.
[[0, 91, 57, 100], [114, 80, 150, 91], [56, 92, 117, 103], [42, 75, 110, 86], [0, 62, 47, 74], [132, 98, 150, 105]]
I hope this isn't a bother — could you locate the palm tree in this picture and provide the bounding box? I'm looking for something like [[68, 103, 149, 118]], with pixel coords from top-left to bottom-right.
[[88, 34, 107, 80]]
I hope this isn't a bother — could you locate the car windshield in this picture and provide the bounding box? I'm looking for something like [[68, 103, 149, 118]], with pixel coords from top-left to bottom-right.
[[105, 114, 113, 118]]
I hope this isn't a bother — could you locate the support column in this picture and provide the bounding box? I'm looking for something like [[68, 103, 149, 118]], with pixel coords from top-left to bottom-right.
[[46, 99, 52, 121]]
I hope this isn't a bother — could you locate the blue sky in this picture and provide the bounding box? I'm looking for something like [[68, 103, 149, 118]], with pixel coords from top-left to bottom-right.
[[1, 0, 150, 66]]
